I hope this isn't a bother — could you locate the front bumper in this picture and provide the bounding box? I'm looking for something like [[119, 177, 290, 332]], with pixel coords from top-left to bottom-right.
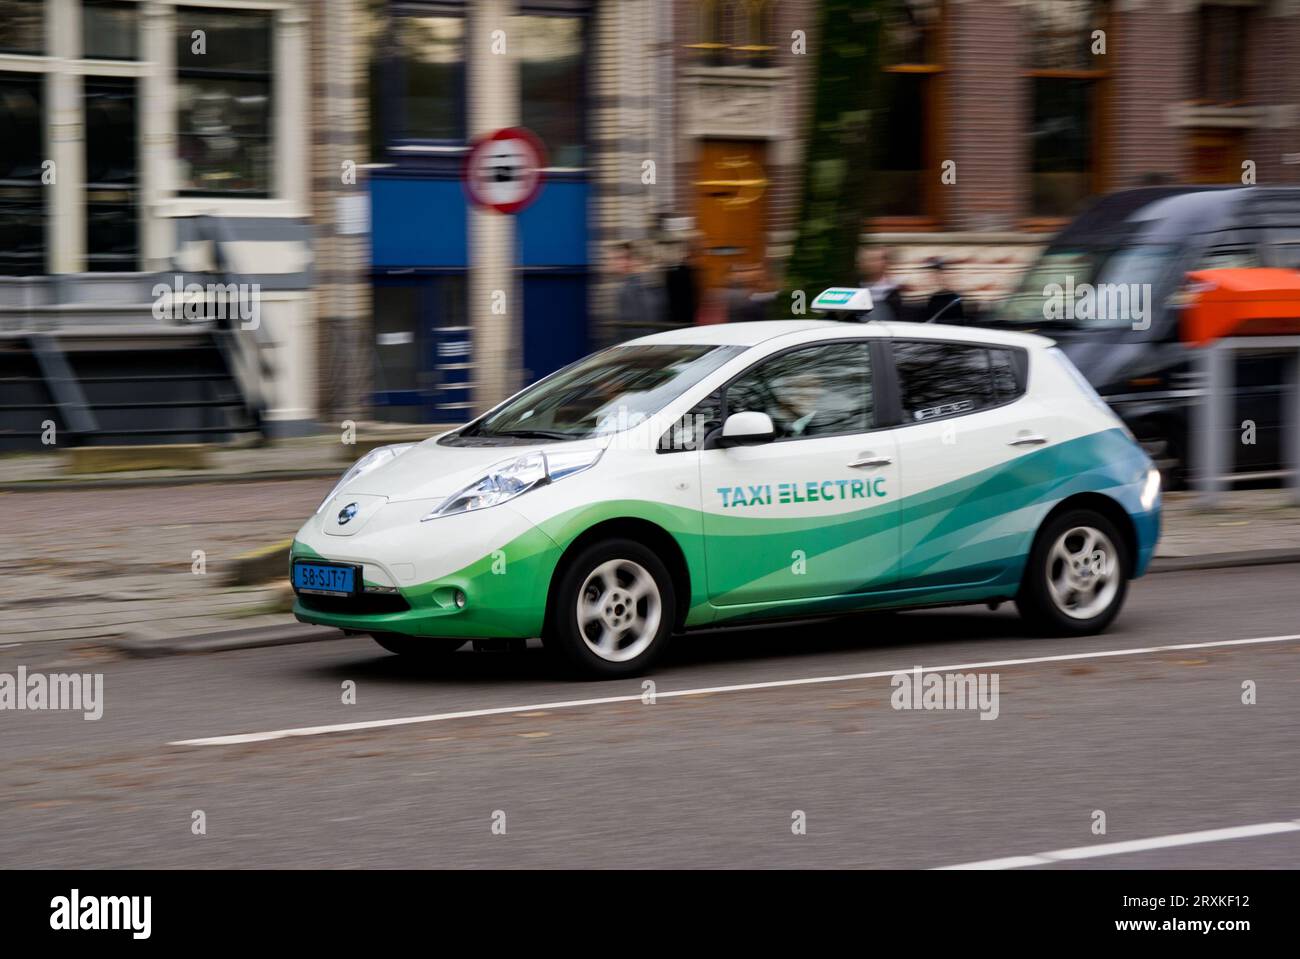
[[290, 499, 563, 639]]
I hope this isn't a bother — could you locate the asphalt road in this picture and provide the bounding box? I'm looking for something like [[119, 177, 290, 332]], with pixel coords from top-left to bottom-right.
[[2, 564, 1298, 869]]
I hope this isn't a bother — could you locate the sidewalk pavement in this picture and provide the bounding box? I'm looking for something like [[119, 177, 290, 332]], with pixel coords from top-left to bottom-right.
[[0, 424, 452, 490], [1, 442, 1298, 651]]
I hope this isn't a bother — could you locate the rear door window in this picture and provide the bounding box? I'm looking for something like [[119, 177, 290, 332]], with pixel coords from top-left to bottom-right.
[[989, 348, 1023, 401], [893, 341, 1027, 423]]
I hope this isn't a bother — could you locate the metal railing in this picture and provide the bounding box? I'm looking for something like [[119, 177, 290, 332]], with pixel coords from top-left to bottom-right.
[[1193, 336, 1300, 507]]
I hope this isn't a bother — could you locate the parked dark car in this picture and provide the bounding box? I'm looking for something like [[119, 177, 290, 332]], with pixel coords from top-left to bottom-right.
[[990, 186, 1300, 486]]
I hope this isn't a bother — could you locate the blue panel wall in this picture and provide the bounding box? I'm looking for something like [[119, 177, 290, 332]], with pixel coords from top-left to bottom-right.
[[517, 179, 590, 267], [370, 176, 469, 267], [369, 172, 590, 393], [523, 274, 589, 382]]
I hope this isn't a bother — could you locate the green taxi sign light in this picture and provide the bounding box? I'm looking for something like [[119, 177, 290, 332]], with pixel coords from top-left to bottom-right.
[[812, 287, 874, 313]]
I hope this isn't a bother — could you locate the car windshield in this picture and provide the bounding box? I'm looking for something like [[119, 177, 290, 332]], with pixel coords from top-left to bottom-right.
[[455, 343, 745, 441], [995, 243, 1178, 330]]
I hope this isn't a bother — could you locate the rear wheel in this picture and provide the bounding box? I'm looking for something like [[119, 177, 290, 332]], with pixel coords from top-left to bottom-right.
[[370, 633, 465, 658], [544, 538, 675, 678], [1016, 509, 1130, 636]]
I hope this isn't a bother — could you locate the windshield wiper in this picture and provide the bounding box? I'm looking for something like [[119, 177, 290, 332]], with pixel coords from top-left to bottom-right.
[[489, 429, 576, 441]]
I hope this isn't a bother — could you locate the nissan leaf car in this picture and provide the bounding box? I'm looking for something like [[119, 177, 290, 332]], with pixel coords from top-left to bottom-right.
[[291, 291, 1162, 678]]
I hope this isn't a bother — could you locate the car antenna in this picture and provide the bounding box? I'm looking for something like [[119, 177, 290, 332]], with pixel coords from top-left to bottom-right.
[[926, 296, 964, 323]]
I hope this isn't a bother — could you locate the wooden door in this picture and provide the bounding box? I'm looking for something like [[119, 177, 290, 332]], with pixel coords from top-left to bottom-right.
[[693, 140, 768, 294]]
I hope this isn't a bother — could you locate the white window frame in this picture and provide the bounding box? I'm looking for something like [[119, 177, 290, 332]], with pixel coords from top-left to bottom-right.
[[0, 0, 308, 275]]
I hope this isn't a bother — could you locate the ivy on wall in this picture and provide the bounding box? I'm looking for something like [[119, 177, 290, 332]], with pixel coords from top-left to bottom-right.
[[780, 0, 883, 316]]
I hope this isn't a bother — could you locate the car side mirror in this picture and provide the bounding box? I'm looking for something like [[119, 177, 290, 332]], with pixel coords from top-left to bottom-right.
[[719, 411, 775, 447]]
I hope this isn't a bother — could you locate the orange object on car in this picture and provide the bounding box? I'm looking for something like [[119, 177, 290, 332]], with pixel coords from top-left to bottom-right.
[[1180, 268, 1300, 346]]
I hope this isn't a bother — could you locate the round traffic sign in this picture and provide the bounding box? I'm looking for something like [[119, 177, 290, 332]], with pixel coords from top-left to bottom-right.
[[463, 127, 547, 214]]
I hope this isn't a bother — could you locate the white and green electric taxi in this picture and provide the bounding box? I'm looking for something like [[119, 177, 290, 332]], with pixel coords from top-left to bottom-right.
[[292, 289, 1162, 677]]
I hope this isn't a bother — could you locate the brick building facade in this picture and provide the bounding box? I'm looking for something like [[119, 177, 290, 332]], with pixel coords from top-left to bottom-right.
[[863, 0, 1300, 311]]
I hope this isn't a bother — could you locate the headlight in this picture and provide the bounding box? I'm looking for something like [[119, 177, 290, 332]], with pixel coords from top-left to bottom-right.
[[422, 448, 603, 520], [1140, 466, 1161, 511], [316, 443, 416, 513]]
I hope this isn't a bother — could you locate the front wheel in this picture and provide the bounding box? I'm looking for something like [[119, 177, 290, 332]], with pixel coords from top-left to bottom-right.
[[544, 538, 676, 678], [1016, 510, 1130, 636]]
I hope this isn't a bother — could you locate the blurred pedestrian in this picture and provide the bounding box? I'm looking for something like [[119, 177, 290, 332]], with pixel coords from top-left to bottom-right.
[[696, 286, 727, 325], [922, 256, 965, 323], [663, 240, 699, 327], [857, 245, 906, 322], [612, 241, 665, 340], [725, 262, 777, 323]]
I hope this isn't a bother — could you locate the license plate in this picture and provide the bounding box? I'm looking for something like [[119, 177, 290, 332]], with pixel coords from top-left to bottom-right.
[[292, 561, 358, 596]]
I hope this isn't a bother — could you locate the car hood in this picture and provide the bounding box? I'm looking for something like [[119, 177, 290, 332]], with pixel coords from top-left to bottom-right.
[[341, 436, 607, 504]]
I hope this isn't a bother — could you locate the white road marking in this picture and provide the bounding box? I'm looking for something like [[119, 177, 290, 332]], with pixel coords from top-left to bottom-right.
[[169, 632, 1300, 747], [936, 820, 1300, 870]]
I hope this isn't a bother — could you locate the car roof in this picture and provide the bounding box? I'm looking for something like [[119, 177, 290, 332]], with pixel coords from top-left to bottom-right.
[[1049, 185, 1300, 249], [631, 319, 1052, 351], [632, 320, 849, 347], [877, 321, 1054, 349]]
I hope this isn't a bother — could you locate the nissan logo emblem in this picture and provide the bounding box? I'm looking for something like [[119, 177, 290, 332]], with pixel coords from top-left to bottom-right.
[[338, 502, 359, 525]]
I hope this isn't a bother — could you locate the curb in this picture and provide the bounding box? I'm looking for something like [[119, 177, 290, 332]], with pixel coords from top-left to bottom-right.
[[226, 539, 294, 587], [66, 443, 212, 474], [1148, 548, 1300, 573], [109, 623, 345, 657]]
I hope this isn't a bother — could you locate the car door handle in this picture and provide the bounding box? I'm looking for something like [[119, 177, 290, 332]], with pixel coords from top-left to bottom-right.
[[1008, 433, 1048, 447], [848, 455, 893, 468]]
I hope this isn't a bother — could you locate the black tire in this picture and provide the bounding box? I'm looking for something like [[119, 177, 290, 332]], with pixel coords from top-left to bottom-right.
[[1015, 508, 1131, 636], [543, 538, 676, 678], [370, 633, 466, 658]]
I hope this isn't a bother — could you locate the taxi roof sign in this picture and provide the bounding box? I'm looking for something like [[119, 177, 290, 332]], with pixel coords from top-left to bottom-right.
[[812, 287, 874, 313]]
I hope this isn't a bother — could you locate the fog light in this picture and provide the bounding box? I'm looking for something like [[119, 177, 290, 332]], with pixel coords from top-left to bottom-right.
[[455, 590, 467, 608]]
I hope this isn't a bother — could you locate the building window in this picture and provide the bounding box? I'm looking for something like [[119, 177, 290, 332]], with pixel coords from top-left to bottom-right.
[[83, 0, 140, 60], [873, 0, 942, 222], [85, 78, 138, 271], [690, 0, 726, 65], [175, 8, 274, 196], [369, 10, 466, 159], [512, 13, 586, 168], [0, 0, 44, 56], [1197, 4, 1248, 105], [398, 15, 465, 142], [688, 0, 775, 67], [733, 0, 775, 66], [0, 73, 45, 275], [1024, 0, 1109, 219]]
